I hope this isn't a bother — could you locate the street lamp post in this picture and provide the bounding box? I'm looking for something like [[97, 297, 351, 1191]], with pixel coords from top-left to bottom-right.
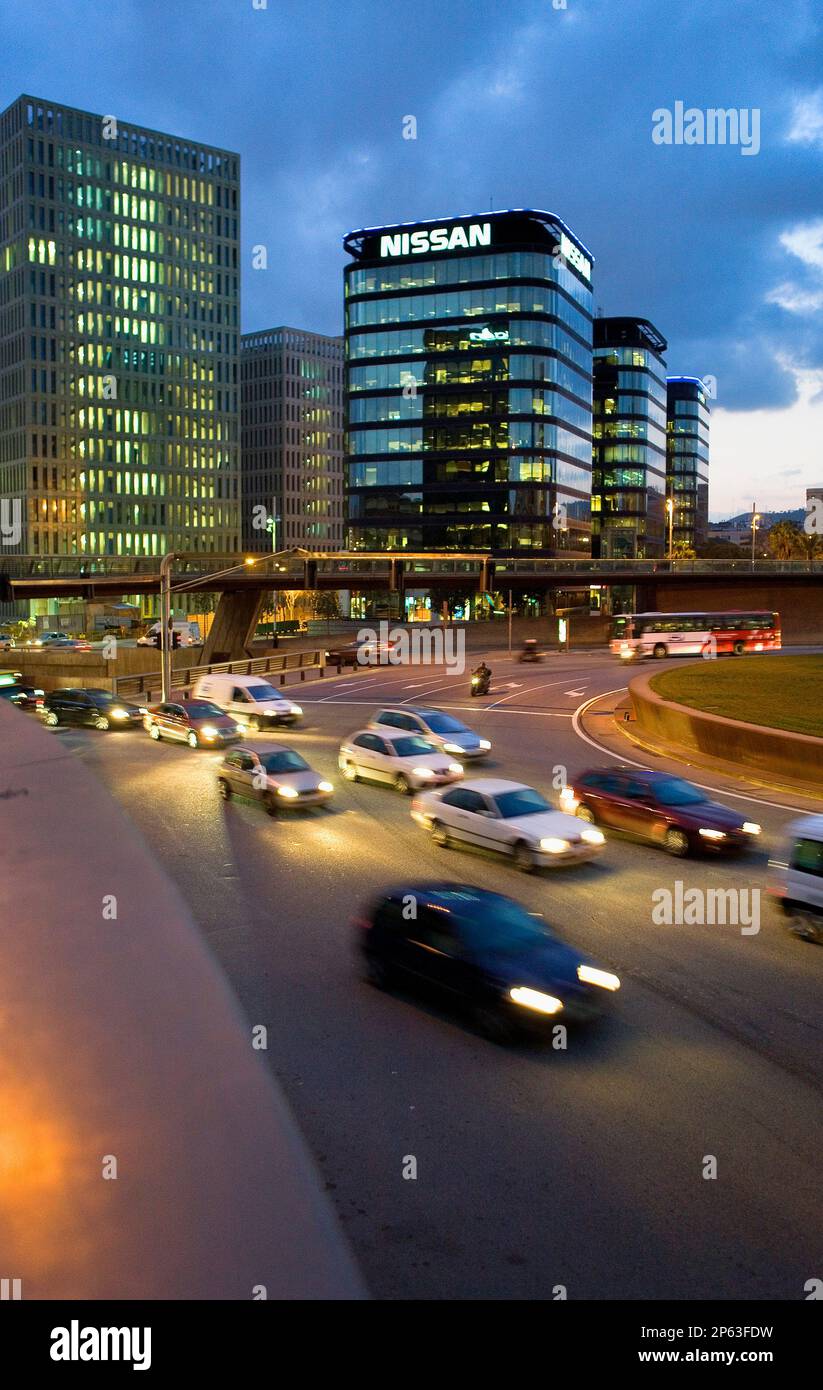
[[159, 551, 177, 704], [751, 504, 760, 567], [665, 496, 674, 561]]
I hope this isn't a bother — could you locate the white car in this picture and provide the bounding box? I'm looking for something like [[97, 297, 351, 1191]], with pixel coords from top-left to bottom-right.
[[338, 728, 464, 794], [411, 777, 606, 871], [368, 706, 491, 760], [218, 743, 333, 815]]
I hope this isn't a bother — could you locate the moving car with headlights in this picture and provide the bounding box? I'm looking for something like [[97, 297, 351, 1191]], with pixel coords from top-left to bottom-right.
[[144, 699, 242, 748], [0, 682, 44, 710], [192, 672, 302, 729], [768, 814, 823, 943], [559, 767, 761, 857], [355, 883, 620, 1040], [338, 729, 463, 794], [325, 634, 401, 668], [412, 778, 605, 871], [39, 687, 146, 730], [0, 668, 24, 684], [137, 620, 201, 647], [217, 743, 333, 814], [369, 707, 491, 760]]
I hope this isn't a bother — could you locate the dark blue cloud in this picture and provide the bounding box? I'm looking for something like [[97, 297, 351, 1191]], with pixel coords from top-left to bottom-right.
[[2, 0, 822, 415]]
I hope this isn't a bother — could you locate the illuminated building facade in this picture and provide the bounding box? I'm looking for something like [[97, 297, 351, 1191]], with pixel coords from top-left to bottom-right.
[[0, 94, 240, 557], [666, 376, 710, 549], [342, 209, 594, 555], [240, 327, 344, 553], [592, 317, 667, 558]]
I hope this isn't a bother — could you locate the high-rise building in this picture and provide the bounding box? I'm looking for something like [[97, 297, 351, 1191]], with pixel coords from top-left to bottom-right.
[[342, 209, 594, 555], [240, 327, 344, 553], [666, 376, 710, 550], [592, 317, 667, 558], [0, 94, 240, 558]]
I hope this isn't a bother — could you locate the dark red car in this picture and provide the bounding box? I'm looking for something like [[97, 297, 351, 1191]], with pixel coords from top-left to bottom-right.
[[559, 768, 762, 857]]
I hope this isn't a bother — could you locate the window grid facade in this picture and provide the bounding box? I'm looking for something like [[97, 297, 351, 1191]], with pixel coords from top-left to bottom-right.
[[592, 317, 668, 558], [240, 327, 344, 553], [666, 376, 710, 549], [342, 210, 594, 556], [0, 94, 240, 557]]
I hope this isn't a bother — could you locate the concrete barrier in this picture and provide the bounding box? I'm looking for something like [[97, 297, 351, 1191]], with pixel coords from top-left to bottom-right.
[[0, 701, 365, 1299], [629, 668, 823, 789]]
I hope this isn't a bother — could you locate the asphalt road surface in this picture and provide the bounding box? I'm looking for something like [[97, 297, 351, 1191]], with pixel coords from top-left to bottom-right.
[[45, 649, 823, 1299]]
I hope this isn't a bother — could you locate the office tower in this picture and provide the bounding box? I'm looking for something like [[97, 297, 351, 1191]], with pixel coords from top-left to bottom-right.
[[240, 327, 344, 553], [0, 94, 240, 559], [342, 209, 594, 555], [666, 376, 710, 549], [592, 317, 667, 558]]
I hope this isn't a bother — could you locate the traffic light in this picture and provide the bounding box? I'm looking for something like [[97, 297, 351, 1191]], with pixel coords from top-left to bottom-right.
[[171, 630, 180, 650]]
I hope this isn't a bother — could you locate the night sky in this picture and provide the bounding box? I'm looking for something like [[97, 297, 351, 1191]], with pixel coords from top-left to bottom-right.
[[4, 0, 823, 516]]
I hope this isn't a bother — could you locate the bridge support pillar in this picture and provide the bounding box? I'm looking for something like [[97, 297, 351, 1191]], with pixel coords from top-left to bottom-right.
[[201, 589, 266, 664]]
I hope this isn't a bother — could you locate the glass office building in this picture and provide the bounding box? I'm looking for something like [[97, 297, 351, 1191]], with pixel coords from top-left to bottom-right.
[[666, 376, 710, 549], [342, 209, 594, 555], [0, 94, 240, 558], [592, 317, 667, 558]]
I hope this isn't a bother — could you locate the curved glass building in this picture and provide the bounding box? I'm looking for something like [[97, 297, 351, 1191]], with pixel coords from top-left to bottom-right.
[[666, 376, 710, 549], [592, 317, 668, 558], [342, 210, 594, 555]]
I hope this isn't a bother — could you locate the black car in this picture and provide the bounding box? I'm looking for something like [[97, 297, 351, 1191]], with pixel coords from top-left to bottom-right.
[[354, 883, 620, 1041], [0, 682, 44, 711], [40, 687, 145, 730]]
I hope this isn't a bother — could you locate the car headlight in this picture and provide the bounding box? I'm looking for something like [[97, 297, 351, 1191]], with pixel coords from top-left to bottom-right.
[[318, 780, 334, 793], [200, 725, 219, 739], [412, 766, 435, 778], [448, 762, 464, 775], [699, 828, 726, 840], [277, 785, 299, 798], [34, 688, 45, 696], [138, 706, 148, 715], [559, 786, 578, 810], [577, 965, 621, 991], [110, 707, 130, 720], [235, 721, 248, 732], [742, 822, 761, 835], [509, 987, 564, 1015], [291, 705, 302, 716], [443, 742, 463, 753], [619, 647, 634, 660], [539, 837, 569, 854], [580, 827, 605, 846], [479, 739, 492, 750]]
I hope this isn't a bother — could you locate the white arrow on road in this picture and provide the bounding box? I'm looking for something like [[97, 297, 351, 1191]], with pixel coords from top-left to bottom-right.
[[564, 687, 588, 697]]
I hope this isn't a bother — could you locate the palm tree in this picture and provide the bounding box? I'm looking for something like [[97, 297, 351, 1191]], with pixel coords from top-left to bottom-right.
[[767, 520, 802, 560]]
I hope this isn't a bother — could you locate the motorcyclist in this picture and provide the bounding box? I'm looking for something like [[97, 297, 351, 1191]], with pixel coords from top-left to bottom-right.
[[471, 660, 491, 693]]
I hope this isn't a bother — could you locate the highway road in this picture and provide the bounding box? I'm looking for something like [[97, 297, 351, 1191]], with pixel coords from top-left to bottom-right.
[[42, 649, 823, 1299]]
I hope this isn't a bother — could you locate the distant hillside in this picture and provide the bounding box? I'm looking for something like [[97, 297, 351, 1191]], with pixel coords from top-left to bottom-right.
[[712, 508, 806, 529]]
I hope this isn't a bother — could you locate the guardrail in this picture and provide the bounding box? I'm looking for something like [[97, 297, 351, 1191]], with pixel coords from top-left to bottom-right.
[[114, 648, 326, 702]]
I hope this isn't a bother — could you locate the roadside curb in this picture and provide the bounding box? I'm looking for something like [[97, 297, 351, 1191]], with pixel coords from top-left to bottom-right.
[[577, 689, 823, 809]]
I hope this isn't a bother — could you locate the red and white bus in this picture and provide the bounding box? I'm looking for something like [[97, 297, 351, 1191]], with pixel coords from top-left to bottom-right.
[[611, 610, 781, 660]]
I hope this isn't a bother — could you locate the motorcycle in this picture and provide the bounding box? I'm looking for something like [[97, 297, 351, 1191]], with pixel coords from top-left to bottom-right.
[[471, 668, 491, 697]]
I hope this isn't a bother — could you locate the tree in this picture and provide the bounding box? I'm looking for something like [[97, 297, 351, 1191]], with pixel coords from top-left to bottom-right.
[[311, 591, 341, 633], [671, 540, 696, 558], [767, 520, 802, 560]]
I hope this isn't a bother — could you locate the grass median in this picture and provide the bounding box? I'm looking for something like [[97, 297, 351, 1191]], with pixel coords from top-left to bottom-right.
[[648, 655, 823, 739]]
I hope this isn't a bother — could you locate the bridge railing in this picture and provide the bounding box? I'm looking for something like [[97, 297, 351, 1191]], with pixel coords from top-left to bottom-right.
[[114, 648, 326, 702]]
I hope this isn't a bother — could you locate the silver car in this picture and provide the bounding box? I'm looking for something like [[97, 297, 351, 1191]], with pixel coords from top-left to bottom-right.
[[369, 707, 492, 759], [217, 743, 334, 815]]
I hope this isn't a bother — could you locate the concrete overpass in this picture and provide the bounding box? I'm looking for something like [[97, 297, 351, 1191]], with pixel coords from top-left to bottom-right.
[[4, 550, 822, 657]]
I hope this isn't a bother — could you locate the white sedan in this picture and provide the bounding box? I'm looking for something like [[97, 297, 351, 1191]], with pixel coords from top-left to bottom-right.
[[338, 729, 464, 794], [411, 777, 606, 871]]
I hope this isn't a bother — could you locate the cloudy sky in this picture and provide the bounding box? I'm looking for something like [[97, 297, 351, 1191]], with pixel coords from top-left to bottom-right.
[[4, 0, 823, 518]]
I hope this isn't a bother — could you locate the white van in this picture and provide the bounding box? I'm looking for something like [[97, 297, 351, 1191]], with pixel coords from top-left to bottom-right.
[[137, 621, 201, 647], [191, 672, 302, 729], [769, 814, 823, 943]]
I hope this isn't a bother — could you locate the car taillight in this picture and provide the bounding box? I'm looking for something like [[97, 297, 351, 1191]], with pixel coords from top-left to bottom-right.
[[350, 915, 372, 932]]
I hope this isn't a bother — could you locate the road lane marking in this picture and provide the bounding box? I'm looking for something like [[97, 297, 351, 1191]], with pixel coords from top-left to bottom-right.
[[485, 676, 575, 709], [571, 689, 814, 814]]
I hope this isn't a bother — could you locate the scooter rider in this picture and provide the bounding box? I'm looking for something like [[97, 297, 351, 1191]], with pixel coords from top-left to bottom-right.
[[471, 660, 491, 694]]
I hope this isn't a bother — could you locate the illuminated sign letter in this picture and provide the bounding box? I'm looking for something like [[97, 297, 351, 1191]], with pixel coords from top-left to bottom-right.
[[380, 234, 406, 257]]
